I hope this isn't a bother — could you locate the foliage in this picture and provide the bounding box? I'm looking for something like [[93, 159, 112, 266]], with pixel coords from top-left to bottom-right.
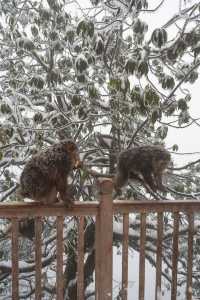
[[0, 0, 200, 298]]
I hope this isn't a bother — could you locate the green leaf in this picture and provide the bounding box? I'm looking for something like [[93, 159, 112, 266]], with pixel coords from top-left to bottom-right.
[[1, 103, 12, 114], [75, 55, 88, 73], [151, 109, 162, 124], [88, 85, 98, 98], [71, 95, 81, 106], [77, 20, 94, 38], [160, 75, 175, 90], [143, 85, 160, 106], [178, 98, 188, 111], [136, 61, 149, 77], [172, 144, 178, 151], [174, 184, 185, 193], [94, 36, 104, 55], [151, 28, 167, 48], [124, 58, 137, 74], [156, 126, 168, 140], [109, 78, 121, 91]]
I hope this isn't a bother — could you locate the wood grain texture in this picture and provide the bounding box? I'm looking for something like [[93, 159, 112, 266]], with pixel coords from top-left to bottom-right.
[[97, 179, 114, 300], [77, 216, 84, 300], [12, 218, 19, 300], [122, 213, 129, 300], [187, 213, 194, 300], [35, 217, 42, 300], [171, 213, 179, 300], [139, 213, 146, 300], [155, 212, 163, 300], [56, 216, 64, 300]]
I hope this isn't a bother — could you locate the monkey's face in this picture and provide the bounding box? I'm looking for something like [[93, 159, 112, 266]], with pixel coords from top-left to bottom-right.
[[156, 159, 170, 172], [64, 141, 82, 169]]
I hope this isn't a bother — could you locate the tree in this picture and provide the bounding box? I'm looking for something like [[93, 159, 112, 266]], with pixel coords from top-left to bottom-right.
[[0, 0, 200, 298]]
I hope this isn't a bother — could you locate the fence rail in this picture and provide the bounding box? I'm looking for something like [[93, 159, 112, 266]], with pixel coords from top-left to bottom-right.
[[0, 179, 199, 299], [0, 199, 200, 218]]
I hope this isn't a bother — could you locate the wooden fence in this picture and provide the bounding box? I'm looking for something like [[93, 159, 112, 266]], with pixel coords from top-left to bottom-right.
[[0, 178, 200, 300]]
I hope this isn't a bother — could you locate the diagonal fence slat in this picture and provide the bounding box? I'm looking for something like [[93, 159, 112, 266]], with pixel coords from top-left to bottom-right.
[[12, 218, 19, 300], [122, 213, 129, 300], [171, 212, 179, 300], [35, 217, 42, 300], [139, 213, 146, 300], [155, 212, 163, 300], [77, 216, 84, 300], [187, 213, 194, 300], [56, 216, 64, 300]]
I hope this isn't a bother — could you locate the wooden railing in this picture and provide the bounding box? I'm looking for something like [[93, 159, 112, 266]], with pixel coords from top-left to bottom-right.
[[0, 179, 200, 300]]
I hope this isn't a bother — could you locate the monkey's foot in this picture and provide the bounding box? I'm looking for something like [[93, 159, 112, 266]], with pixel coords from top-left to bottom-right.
[[60, 192, 75, 207], [157, 184, 167, 192], [63, 198, 74, 208], [113, 189, 122, 199]]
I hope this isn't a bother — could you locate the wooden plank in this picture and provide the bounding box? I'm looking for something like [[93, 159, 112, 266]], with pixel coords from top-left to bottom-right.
[[0, 200, 200, 218], [77, 216, 84, 300], [56, 216, 64, 300], [171, 212, 179, 300], [114, 200, 200, 214], [155, 213, 163, 300], [139, 213, 146, 300], [0, 202, 99, 217], [98, 179, 114, 300], [187, 213, 194, 300], [12, 218, 19, 300], [122, 213, 129, 300], [35, 217, 42, 300], [95, 214, 101, 300]]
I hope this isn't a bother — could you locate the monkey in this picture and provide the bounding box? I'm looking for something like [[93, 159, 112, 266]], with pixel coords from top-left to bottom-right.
[[114, 145, 171, 193], [16, 140, 81, 240], [19, 140, 82, 206], [0, 218, 36, 241], [16, 219, 35, 240], [18, 218, 35, 240]]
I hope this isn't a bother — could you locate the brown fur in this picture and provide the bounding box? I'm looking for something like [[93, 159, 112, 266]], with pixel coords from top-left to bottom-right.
[[19, 140, 81, 206], [1, 218, 36, 241], [114, 145, 171, 192]]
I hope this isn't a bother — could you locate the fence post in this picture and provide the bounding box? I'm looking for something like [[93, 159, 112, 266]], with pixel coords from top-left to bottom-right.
[[96, 178, 114, 300]]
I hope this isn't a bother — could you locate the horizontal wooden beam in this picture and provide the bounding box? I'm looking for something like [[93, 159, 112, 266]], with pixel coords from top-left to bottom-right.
[[0, 200, 199, 218], [0, 202, 99, 217], [113, 200, 200, 213]]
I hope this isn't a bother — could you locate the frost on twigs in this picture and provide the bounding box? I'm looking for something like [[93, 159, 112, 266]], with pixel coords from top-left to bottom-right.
[[1, 0, 200, 298]]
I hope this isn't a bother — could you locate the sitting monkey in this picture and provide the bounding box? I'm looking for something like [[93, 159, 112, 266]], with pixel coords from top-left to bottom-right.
[[19, 140, 82, 206], [114, 145, 171, 192]]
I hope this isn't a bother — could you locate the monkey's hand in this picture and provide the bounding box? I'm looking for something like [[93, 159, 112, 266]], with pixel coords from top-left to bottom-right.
[[73, 160, 83, 169]]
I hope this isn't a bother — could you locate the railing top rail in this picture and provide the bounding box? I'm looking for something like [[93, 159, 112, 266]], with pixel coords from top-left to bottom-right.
[[114, 200, 200, 213], [0, 200, 199, 217], [0, 201, 99, 217]]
